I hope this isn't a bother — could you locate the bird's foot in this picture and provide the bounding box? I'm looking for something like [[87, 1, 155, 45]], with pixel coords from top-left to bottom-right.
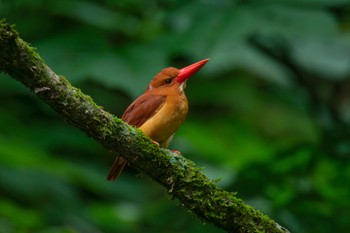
[[151, 140, 159, 146], [171, 150, 180, 154]]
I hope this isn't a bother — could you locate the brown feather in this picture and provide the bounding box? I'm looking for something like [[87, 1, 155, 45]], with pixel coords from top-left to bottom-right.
[[106, 94, 166, 181], [122, 94, 166, 127]]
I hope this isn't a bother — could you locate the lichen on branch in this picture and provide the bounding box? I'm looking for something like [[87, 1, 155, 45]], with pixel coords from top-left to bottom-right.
[[0, 19, 289, 233]]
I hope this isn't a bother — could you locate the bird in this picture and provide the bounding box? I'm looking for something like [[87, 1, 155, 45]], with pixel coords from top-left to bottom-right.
[[107, 59, 209, 181]]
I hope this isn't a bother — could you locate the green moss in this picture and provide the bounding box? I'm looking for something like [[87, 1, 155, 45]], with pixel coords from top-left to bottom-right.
[[0, 20, 38, 61], [21, 38, 44, 64], [0, 19, 18, 41], [0, 20, 17, 71]]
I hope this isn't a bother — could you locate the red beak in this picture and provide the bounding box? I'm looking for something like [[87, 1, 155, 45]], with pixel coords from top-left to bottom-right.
[[175, 59, 209, 83]]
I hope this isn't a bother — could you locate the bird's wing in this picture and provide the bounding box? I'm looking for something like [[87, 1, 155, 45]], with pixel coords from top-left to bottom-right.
[[122, 94, 166, 127]]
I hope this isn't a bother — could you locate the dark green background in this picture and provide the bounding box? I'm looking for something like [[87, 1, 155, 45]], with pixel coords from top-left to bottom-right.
[[1, 0, 350, 232]]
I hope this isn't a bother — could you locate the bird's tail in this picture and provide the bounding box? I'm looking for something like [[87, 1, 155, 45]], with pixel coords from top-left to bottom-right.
[[107, 156, 127, 181]]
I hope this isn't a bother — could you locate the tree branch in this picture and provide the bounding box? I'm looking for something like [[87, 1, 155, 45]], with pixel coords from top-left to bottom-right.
[[0, 19, 289, 233]]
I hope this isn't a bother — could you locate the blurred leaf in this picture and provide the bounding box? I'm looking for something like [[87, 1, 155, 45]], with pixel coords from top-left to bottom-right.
[[180, 119, 275, 169], [291, 37, 350, 80], [0, 198, 43, 232], [52, 1, 139, 32]]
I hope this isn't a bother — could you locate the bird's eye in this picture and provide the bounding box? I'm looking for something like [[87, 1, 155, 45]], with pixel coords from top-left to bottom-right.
[[165, 78, 172, 84]]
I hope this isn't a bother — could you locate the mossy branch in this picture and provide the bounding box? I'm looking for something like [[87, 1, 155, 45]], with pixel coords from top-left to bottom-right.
[[0, 19, 289, 233]]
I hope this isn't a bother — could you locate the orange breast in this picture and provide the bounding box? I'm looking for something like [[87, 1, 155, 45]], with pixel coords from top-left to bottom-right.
[[139, 94, 188, 147]]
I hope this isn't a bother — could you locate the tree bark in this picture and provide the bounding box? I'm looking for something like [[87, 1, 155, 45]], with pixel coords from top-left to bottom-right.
[[0, 19, 289, 233]]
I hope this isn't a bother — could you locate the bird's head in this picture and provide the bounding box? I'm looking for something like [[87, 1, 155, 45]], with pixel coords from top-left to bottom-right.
[[147, 59, 209, 93]]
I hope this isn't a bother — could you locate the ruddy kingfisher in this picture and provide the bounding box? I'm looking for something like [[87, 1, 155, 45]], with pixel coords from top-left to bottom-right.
[[107, 59, 209, 181]]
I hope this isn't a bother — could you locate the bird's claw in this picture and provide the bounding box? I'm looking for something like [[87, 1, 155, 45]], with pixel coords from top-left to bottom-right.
[[151, 140, 159, 146], [150, 139, 180, 154]]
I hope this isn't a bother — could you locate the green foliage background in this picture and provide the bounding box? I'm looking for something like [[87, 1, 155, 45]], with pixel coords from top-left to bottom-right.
[[1, 0, 350, 232]]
